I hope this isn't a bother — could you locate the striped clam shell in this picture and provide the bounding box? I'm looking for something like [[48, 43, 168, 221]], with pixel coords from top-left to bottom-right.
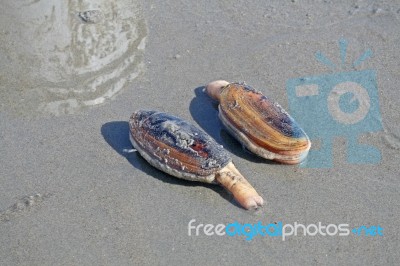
[[129, 110, 231, 183], [215, 82, 311, 164]]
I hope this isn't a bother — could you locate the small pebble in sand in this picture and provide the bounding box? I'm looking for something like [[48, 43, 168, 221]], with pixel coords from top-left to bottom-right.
[[78, 10, 104, 24], [173, 54, 181, 59]]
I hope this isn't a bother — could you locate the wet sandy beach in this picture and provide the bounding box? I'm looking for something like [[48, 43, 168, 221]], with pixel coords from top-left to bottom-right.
[[1, 0, 400, 265]]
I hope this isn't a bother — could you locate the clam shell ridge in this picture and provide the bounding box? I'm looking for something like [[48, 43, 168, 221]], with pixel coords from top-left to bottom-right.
[[129, 110, 231, 183], [218, 83, 311, 164]]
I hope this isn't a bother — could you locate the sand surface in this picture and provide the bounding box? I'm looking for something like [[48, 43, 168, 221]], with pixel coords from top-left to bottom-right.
[[1, 0, 399, 265]]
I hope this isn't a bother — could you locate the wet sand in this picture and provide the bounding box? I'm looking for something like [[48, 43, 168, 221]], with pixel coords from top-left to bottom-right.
[[1, 0, 400, 265]]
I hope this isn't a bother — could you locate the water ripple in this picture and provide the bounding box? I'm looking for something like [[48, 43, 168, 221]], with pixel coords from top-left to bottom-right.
[[0, 0, 147, 116]]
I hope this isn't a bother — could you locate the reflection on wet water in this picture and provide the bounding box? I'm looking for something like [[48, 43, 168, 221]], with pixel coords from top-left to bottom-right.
[[0, 0, 147, 115]]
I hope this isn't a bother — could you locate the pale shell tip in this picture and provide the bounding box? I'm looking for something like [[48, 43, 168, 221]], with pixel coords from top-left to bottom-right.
[[205, 80, 230, 101]]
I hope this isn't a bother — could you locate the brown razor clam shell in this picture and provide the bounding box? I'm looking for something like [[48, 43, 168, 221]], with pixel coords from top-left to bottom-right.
[[217, 83, 311, 164], [129, 110, 231, 183]]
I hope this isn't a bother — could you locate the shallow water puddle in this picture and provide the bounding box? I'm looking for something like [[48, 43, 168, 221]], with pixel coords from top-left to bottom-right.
[[0, 0, 147, 116]]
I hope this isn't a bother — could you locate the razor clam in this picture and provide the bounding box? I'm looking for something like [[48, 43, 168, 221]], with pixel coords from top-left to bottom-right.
[[129, 110, 264, 210], [206, 80, 311, 164]]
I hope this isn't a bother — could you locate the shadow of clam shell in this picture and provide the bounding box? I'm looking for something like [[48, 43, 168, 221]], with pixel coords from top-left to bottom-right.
[[100, 121, 233, 205]]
